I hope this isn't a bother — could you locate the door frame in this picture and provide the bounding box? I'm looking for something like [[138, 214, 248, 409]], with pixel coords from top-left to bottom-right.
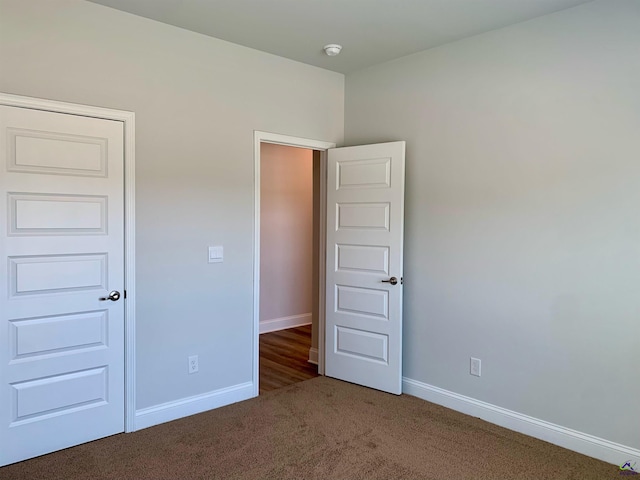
[[253, 131, 335, 395], [0, 92, 137, 432]]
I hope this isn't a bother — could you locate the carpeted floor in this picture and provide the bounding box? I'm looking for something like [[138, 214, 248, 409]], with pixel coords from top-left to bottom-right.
[[0, 377, 617, 479]]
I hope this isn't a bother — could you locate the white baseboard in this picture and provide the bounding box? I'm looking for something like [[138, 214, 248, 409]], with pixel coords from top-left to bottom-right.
[[402, 377, 639, 467], [308, 347, 318, 365], [259, 313, 311, 334], [134, 382, 254, 431]]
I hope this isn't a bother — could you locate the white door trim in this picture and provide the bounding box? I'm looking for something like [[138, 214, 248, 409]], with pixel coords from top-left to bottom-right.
[[0, 92, 137, 433], [253, 131, 335, 395]]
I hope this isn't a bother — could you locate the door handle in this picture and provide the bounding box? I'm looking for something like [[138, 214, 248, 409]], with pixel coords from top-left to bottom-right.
[[381, 277, 398, 286], [99, 290, 121, 302]]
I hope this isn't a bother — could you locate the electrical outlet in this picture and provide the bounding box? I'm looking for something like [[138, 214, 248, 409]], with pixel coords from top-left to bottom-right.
[[188, 355, 199, 374], [470, 357, 481, 377]]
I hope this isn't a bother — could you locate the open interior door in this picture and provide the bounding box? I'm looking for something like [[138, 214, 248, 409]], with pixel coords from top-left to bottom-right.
[[325, 141, 405, 394]]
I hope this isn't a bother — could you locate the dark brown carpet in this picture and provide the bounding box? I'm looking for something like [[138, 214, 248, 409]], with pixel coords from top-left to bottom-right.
[[0, 377, 616, 479]]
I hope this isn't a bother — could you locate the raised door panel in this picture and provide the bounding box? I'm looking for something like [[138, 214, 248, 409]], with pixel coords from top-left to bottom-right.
[[336, 244, 389, 275], [334, 326, 388, 364], [9, 311, 107, 361], [336, 203, 390, 231], [9, 193, 107, 235], [7, 127, 107, 176], [11, 367, 108, 425], [9, 254, 108, 297]]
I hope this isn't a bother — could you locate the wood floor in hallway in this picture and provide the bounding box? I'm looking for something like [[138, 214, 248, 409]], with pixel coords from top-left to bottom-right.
[[259, 324, 318, 394]]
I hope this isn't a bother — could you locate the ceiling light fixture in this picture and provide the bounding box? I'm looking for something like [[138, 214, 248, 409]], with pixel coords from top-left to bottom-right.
[[323, 44, 342, 57]]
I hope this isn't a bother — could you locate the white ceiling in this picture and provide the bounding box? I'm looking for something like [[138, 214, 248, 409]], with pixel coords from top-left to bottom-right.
[[88, 0, 593, 74]]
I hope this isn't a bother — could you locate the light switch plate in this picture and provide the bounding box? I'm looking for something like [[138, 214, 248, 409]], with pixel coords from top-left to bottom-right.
[[208, 245, 223, 263]]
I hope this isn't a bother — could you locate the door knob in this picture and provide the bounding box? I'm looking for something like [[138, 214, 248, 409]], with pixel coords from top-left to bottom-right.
[[99, 290, 121, 301], [381, 277, 398, 286]]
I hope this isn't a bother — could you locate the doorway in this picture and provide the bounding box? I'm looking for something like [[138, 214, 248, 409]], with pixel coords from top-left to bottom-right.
[[254, 133, 406, 397], [253, 132, 335, 396], [258, 143, 316, 393]]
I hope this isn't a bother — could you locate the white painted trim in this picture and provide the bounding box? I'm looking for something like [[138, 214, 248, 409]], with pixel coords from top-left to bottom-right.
[[135, 382, 253, 431], [255, 131, 336, 151], [402, 377, 640, 466], [317, 151, 327, 376], [253, 131, 335, 397], [259, 313, 312, 334], [123, 113, 136, 434], [0, 92, 137, 433], [308, 347, 319, 365]]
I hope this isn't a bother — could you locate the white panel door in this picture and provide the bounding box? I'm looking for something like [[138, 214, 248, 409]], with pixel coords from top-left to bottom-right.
[[325, 141, 405, 394], [0, 105, 125, 466]]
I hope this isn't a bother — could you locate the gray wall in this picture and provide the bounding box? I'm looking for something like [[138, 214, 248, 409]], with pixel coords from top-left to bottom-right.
[[260, 143, 313, 325], [0, 0, 344, 410], [345, 0, 640, 449]]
